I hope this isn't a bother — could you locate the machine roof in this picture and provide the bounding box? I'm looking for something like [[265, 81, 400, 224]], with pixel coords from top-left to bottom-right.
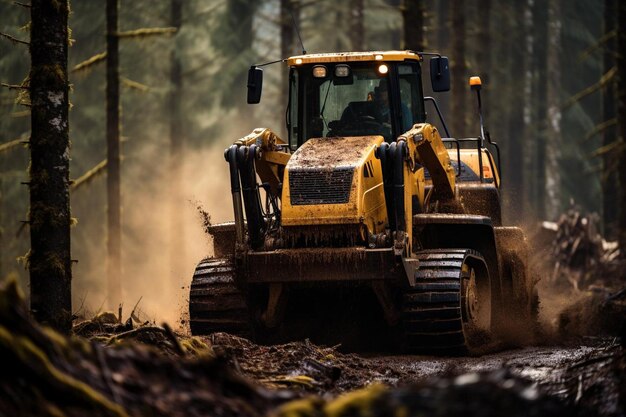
[[286, 50, 422, 66]]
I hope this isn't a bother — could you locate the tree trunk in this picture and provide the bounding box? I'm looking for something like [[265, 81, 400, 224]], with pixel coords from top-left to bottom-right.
[[29, 0, 72, 332], [169, 0, 184, 282], [350, 0, 364, 51], [218, 0, 258, 108], [475, 0, 491, 97], [106, 0, 122, 306], [402, 0, 424, 51], [450, 0, 466, 137], [602, 0, 618, 240], [388, 0, 401, 48], [545, 0, 562, 220], [505, 0, 526, 221], [435, 0, 451, 118], [617, 0, 626, 253], [522, 0, 534, 219], [532, 0, 548, 218], [280, 0, 299, 138]]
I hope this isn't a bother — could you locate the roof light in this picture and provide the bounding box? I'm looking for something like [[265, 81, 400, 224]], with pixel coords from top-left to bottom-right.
[[335, 64, 350, 77], [312, 65, 327, 78], [295, 58, 303, 65], [377, 64, 388, 75], [375, 54, 384, 60], [469, 76, 482, 87]]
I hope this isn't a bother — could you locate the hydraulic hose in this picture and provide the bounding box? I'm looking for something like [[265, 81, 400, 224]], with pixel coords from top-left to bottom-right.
[[226, 145, 245, 245], [393, 141, 407, 233]]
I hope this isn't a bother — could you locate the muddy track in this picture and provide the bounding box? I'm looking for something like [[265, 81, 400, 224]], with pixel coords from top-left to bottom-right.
[[207, 332, 624, 416]]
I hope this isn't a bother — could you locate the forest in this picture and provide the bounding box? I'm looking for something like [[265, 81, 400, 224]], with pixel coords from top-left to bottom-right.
[[0, 0, 625, 416]]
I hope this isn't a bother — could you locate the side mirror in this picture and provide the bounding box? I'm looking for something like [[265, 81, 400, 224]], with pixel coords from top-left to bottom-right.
[[247, 67, 263, 104], [430, 56, 450, 92]]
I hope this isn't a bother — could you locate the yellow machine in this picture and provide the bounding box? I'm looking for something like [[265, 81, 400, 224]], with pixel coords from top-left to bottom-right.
[[189, 51, 536, 353]]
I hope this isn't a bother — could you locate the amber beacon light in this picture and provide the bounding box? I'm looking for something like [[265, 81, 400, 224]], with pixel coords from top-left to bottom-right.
[[469, 76, 482, 90]]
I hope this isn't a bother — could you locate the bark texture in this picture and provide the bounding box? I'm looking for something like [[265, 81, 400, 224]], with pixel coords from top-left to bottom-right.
[[450, 0, 466, 137], [617, 0, 626, 254], [475, 0, 491, 89], [602, 0, 618, 239], [402, 0, 424, 51], [280, 0, 295, 95], [506, 0, 526, 220], [169, 0, 184, 281], [532, 0, 548, 218], [106, 0, 122, 306], [350, 0, 364, 51], [545, 0, 562, 220], [29, 0, 72, 332]]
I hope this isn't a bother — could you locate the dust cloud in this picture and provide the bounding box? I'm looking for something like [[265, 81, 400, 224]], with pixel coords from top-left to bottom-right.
[[72, 139, 237, 330]]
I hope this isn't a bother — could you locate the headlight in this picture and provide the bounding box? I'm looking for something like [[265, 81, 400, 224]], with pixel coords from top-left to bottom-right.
[[334, 64, 350, 77], [312, 65, 327, 78]]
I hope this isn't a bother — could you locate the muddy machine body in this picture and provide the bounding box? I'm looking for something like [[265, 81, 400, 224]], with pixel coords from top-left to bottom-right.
[[189, 51, 536, 353]]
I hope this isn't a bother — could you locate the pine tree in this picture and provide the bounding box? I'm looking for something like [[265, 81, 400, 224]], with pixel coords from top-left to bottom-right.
[[505, 0, 526, 220], [29, 0, 72, 332], [450, 0, 466, 137], [106, 0, 122, 306], [281, 0, 295, 96], [169, 0, 184, 280], [617, 0, 626, 253], [545, 0, 562, 220], [350, 0, 365, 51], [602, 0, 618, 239], [402, 0, 425, 51], [532, 0, 548, 218]]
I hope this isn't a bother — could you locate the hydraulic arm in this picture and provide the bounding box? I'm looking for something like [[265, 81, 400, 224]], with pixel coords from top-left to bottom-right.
[[226, 128, 291, 249]]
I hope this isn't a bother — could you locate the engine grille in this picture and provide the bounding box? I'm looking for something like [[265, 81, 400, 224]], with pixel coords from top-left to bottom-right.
[[289, 168, 354, 205]]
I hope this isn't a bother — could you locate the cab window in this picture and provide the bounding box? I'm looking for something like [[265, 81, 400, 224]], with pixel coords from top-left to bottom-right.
[[397, 64, 425, 132]]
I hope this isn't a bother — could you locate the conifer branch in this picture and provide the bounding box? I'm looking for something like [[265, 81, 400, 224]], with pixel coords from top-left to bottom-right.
[[0, 138, 24, 154], [71, 160, 107, 192], [1, 82, 28, 90], [120, 77, 150, 92], [72, 52, 107, 73], [579, 30, 616, 62], [591, 138, 624, 157], [584, 118, 617, 141], [13, 1, 30, 7], [116, 27, 177, 39], [11, 110, 30, 117], [0, 31, 29, 45], [563, 67, 616, 109]]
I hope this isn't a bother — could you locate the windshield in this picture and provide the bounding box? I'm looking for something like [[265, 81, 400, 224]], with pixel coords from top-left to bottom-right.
[[288, 62, 424, 148], [290, 64, 391, 146]]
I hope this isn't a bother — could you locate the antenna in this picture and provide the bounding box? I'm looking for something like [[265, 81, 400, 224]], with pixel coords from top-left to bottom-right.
[[289, 8, 306, 54]]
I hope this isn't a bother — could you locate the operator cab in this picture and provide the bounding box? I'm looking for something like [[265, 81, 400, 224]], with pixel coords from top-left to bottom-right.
[[288, 60, 425, 146], [246, 51, 451, 149]]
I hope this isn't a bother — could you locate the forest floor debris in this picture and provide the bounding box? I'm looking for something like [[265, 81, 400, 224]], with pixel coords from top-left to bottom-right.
[[0, 280, 279, 417], [3, 204, 626, 416], [1, 278, 625, 416], [534, 203, 623, 292], [529, 204, 626, 342]]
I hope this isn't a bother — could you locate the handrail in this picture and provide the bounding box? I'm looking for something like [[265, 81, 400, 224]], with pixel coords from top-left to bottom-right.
[[424, 96, 450, 138]]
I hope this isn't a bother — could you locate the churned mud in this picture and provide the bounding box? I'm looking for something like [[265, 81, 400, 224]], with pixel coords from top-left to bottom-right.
[[208, 331, 625, 416]]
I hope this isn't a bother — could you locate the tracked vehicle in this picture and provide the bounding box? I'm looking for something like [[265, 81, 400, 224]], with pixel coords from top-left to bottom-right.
[[189, 51, 536, 354]]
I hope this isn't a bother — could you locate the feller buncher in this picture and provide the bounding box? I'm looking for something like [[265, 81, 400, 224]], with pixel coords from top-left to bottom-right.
[[189, 51, 537, 354]]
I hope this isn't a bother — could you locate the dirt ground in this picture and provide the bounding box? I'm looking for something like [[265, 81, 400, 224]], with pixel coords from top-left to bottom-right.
[[202, 269, 626, 416], [3, 212, 625, 416], [207, 332, 625, 416], [1, 275, 625, 416]]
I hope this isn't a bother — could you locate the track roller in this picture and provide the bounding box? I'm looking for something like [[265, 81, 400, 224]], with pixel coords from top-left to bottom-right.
[[189, 257, 251, 338], [402, 249, 491, 354]]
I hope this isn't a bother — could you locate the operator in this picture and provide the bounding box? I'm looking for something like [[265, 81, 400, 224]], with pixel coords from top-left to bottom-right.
[[374, 79, 413, 133]]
